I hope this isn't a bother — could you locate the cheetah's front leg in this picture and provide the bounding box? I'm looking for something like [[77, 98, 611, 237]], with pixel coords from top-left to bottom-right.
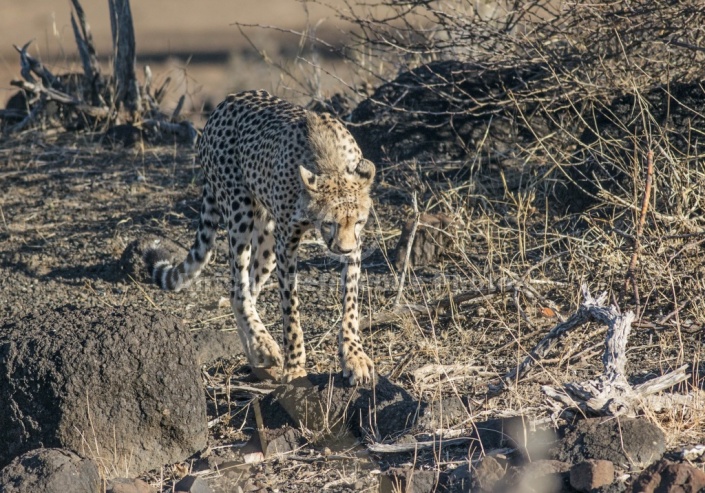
[[339, 249, 374, 385], [276, 229, 307, 382]]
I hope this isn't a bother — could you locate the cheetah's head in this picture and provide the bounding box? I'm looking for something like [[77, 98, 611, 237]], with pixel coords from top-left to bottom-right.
[[299, 160, 375, 256]]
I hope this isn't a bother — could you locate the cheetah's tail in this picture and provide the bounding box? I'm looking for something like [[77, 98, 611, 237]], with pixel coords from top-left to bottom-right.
[[144, 186, 221, 291]]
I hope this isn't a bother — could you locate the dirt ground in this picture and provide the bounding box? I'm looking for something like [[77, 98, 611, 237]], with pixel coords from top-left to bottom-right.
[[1, 124, 703, 492]]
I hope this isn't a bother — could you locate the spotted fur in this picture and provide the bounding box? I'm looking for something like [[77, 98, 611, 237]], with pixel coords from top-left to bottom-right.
[[145, 90, 375, 384]]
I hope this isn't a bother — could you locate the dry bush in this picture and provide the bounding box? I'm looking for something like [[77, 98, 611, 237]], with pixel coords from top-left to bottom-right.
[[322, 0, 705, 437]]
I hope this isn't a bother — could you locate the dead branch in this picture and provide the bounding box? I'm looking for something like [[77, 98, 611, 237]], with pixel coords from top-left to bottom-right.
[[109, 0, 141, 114], [361, 283, 506, 331], [491, 284, 691, 417], [393, 192, 419, 307], [533, 286, 691, 417], [625, 149, 654, 309], [368, 437, 473, 454], [14, 42, 60, 88], [10, 80, 110, 120]]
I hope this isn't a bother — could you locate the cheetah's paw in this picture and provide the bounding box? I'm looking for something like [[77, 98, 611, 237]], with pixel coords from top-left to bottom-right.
[[282, 366, 308, 383], [342, 350, 375, 386], [250, 334, 283, 369]]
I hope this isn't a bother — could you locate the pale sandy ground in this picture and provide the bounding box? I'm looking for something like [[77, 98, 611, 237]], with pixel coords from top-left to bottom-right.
[[0, 0, 378, 115]]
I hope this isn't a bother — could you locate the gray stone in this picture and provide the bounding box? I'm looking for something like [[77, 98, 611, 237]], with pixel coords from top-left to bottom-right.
[[0, 305, 207, 475], [0, 448, 100, 493], [570, 460, 615, 492], [472, 456, 505, 491], [554, 418, 665, 469], [174, 475, 214, 493]]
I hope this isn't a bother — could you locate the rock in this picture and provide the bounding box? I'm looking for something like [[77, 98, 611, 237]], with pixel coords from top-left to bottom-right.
[[630, 459, 705, 493], [259, 374, 420, 440], [240, 426, 302, 463], [473, 456, 506, 491], [379, 468, 443, 493], [570, 460, 615, 492], [0, 448, 101, 493], [108, 478, 157, 493], [393, 213, 457, 270], [446, 464, 473, 492], [174, 475, 214, 493], [554, 418, 665, 469], [516, 460, 570, 493], [415, 394, 472, 430], [0, 305, 207, 474], [119, 236, 185, 283], [191, 328, 244, 366]]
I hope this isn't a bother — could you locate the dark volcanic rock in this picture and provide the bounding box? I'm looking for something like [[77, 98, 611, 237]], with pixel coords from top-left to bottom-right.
[[630, 459, 705, 493], [554, 417, 665, 470], [0, 448, 101, 493], [0, 305, 207, 474], [259, 374, 420, 440]]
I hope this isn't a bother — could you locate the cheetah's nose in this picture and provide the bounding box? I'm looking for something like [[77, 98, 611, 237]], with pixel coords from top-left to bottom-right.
[[334, 246, 353, 255]]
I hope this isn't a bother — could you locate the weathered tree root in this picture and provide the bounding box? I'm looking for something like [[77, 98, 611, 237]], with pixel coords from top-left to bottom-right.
[[491, 285, 691, 417]]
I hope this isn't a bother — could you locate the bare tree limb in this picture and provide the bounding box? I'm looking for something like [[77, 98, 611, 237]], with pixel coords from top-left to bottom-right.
[[109, 0, 141, 114]]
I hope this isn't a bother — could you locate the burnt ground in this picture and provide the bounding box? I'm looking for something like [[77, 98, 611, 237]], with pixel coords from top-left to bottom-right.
[[1, 127, 704, 492]]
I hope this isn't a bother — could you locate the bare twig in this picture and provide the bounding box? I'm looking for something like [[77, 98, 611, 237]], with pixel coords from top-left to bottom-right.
[[393, 192, 419, 307], [625, 149, 654, 310]]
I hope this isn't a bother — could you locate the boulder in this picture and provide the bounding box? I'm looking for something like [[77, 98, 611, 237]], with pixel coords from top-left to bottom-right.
[[553, 418, 665, 470], [0, 305, 207, 475], [0, 448, 101, 493], [258, 373, 420, 440]]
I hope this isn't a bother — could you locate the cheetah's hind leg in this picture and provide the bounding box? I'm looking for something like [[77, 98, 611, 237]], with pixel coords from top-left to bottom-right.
[[225, 197, 283, 378]]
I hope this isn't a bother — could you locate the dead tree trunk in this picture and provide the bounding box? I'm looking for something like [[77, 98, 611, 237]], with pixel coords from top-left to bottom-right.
[[109, 0, 141, 115], [70, 0, 106, 107]]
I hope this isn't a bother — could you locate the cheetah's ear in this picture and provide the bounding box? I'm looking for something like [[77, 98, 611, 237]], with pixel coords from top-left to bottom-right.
[[299, 165, 319, 193], [354, 159, 376, 187]]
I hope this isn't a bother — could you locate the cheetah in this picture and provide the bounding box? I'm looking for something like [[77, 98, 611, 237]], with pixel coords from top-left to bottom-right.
[[145, 90, 375, 385]]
